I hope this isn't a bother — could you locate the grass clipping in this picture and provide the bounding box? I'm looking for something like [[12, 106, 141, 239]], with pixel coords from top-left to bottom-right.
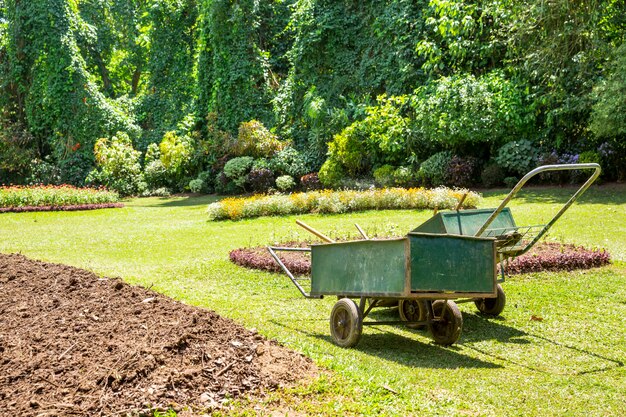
[[208, 187, 480, 221]]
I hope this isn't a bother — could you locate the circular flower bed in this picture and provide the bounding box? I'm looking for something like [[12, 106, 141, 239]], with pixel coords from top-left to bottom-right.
[[230, 241, 610, 276]]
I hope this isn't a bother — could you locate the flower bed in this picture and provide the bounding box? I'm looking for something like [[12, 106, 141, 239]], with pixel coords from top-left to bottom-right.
[[208, 187, 481, 221], [0, 185, 121, 212], [230, 241, 610, 276]]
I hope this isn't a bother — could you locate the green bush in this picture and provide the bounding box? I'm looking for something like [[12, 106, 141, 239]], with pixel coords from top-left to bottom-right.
[[144, 160, 169, 191], [373, 165, 396, 187], [86, 132, 145, 196], [419, 151, 453, 186], [232, 120, 287, 158], [590, 43, 626, 140], [494, 140, 539, 176], [223, 156, 254, 190], [393, 166, 414, 187], [578, 151, 601, 165], [159, 131, 195, 182], [481, 163, 505, 188], [327, 95, 410, 175], [410, 72, 534, 151], [504, 177, 519, 188], [27, 157, 62, 186], [318, 158, 345, 188], [196, 170, 215, 194], [189, 179, 204, 193], [275, 175, 296, 192], [269, 147, 309, 178], [251, 158, 271, 171]]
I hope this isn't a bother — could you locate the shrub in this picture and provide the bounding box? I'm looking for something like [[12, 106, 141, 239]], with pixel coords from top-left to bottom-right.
[[419, 151, 453, 186], [144, 160, 169, 190], [494, 140, 539, 176], [446, 156, 480, 187], [393, 166, 414, 187], [276, 175, 296, 192], [247, 168, 274, 193], [373, 165, 396, 187], [409, 72, 534, 150], [327, 95, 409, 175], [269, 147, 309, 178], [207, 187, 481, 221], [159, 131, 195, 182], [251, 158, 271, 171], [27, 157, 62, 186], [300, 172, 322, 191], [144, 143, 161, 165], [504, 177, 519, 188], [505, 243, 610, 274], [189, 179, 204, 193], [196, 170, 215, 193], [481, 163, 505, 187], [141, 187, 171, 197], [86, 132, 145, 196], [214, 171, 240, 195], [318, 158, 345, 188], [232, 120, 287, 157], [578, 150, 601, 165], [223, 156, 254, 190], [0, 185, 119, 208]]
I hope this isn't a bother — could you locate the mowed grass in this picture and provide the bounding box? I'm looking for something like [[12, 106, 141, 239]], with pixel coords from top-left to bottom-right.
[[1, 184, 625, 416]]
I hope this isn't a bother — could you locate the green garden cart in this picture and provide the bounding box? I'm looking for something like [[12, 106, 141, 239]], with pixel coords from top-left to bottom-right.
[[268, 163, 601, 347]]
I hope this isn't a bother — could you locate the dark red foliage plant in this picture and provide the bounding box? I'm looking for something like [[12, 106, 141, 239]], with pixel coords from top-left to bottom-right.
[[230, 242, 610, 276], [504, 242, 610, 274]]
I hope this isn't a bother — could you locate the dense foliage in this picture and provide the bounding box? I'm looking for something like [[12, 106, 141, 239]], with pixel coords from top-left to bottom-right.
[[1, 0, 625, 190]]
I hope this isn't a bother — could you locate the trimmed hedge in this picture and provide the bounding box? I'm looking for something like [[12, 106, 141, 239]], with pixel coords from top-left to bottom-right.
[[208, 187, 481, 221], [0, 185, 120, 209]]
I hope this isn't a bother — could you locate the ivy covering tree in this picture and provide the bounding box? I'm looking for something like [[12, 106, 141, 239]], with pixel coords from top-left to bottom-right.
[[0, 0, 625, 189]]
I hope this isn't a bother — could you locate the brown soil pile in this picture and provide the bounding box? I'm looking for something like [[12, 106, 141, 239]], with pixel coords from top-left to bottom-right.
[[0, 253, 316, 416]]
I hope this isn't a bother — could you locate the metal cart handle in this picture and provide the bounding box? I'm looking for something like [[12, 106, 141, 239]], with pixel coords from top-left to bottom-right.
[[474, 163, 601, 249]]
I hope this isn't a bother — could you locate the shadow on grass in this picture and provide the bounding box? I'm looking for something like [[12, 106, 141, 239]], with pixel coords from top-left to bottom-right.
[[270, 317, 502, 370], [141, 194, 220, 208], [460, 312, 624, 376], [272, 308, 624, 374]]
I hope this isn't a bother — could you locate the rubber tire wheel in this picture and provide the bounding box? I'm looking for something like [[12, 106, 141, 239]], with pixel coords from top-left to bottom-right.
[[330, 298, 363, 348], [398, 299, 427, 329], [474, 284, 506, 316], [429, 300, 463, 346]]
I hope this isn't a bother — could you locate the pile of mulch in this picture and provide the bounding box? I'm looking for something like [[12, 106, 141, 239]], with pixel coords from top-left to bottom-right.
[[0, 253, 316, 416], [230, 241, 610, 276], [0, 203, 124, 213]]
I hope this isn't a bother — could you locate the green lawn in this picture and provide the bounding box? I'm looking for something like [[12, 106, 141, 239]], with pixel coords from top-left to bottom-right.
[[1, 184, 625, 416]]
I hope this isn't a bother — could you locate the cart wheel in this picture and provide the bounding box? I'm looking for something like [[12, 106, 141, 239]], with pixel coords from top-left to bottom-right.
[[474, 284, 506, 316], [330, 298, 363, 348], [429, 300, 463, 346], [398, 299, 427, 329]]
